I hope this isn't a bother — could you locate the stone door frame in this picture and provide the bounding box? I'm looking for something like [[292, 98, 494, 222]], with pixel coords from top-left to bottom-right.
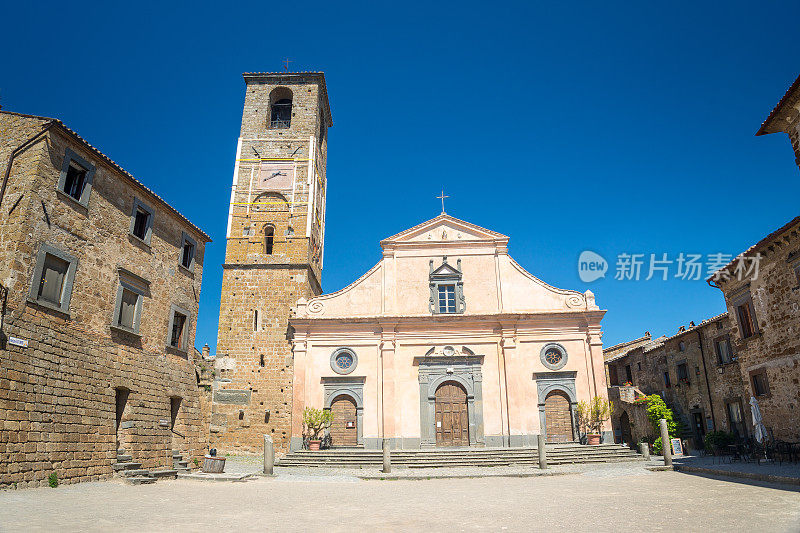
[[322, 376, 364, 447], [417, 355, 484, 447], [534, 371, 578, 442]]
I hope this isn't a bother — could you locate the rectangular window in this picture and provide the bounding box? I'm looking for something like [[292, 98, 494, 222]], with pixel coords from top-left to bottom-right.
[[677, 362, 689, 384], [751, 370, 770, 397], [57, 148, 95, 207], [736, 302, 756, 338], [112, 270, 148, 335], [63, 163, 87, 200], [170, 312, 187, 348], [438, 284, 456, 313], [715, 336, 734, 364], [664, 371, 671, 388], [726, 400, 747, 439], [180, 232, 197, 272], [167, 304, 191, 352], [28, 244, 78, 314], [37, 253, 69, 305], [117, 288, 139, 330], [624, 364, 632, 383], [129, 197, 154, 244]]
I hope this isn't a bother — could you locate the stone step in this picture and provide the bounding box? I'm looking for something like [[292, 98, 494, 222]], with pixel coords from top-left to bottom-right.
[[113, 462, 143, 471], [123, 476, 156, 485], [116, 454, 133, 462], [121, 469, 151, 477], [117, 448, 126, 455], [150, 469, 178, 479], [174, 460, 189, 467], [283, 451, 639, 461]]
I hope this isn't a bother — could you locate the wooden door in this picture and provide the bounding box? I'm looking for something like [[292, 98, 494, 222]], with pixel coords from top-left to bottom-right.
[[330, 395, 358, 446], [545, 390, 573, 443], [435, 382, 469, 446]]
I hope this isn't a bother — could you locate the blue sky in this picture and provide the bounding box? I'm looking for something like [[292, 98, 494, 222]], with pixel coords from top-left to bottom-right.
[[3, 1, 799, 349]]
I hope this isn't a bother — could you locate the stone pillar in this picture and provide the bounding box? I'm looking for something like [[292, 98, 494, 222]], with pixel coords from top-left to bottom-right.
[[639, 441, 650, 460], [498, 332, 515, 447], [659, 419, 672, 467], [289, 336, 308, 452], [382, 439, 391, 473], [537, 434, 547, 469], [263, 434, 274, 475]]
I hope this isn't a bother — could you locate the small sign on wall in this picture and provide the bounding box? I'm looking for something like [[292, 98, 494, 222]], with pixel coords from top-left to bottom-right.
[[346, 421, 355, 429], [8, 337, 28, 348], [671, 438, 684, 456], [159, 419, 170, 428]]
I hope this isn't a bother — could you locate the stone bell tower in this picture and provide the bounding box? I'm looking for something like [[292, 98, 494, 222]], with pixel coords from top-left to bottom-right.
[[213, 72, 331, 453]]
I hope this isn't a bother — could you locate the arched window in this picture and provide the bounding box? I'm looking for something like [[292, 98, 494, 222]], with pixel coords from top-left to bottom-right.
[[269, 88, 293, 129], [264, 225, 275, 254]]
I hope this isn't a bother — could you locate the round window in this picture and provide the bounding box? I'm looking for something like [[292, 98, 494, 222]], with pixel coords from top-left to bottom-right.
[[330, 348, 357, 375], [540, 343, 568, 370]]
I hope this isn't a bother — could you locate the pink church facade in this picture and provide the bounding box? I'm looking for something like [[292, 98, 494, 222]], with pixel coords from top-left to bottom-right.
[[289, 215, 609, 450]]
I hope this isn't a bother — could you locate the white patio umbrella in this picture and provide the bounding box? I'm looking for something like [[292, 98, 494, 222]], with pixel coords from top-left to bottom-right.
[[750, 396, 768, 444]]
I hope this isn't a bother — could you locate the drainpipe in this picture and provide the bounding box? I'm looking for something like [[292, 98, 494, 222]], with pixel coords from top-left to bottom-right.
[[697, 329, 717, 430], [0, 121, 56, 210]]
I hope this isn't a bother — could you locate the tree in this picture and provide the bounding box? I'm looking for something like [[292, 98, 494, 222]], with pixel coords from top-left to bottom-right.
[[576, 397, 613, 435], [302, 407, 333, 441]]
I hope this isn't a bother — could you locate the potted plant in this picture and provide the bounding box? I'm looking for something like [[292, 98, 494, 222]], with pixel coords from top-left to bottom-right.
[[577, 397, 613, 445], [302, 407, 333, 450]]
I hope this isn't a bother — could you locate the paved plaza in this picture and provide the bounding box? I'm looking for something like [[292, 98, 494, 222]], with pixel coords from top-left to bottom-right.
[[1, 463, 799, 532]]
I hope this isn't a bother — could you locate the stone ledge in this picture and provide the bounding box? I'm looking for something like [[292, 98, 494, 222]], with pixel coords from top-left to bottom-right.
[[674, 464, 800, 486]]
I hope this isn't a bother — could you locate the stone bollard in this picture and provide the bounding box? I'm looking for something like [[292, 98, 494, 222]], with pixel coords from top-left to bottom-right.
[[263, 434, 274, 476], [537, 434, 548, 469], [659, 419, 672, 467], [639, 441, 650, 460], [382, 439, 391, 474]]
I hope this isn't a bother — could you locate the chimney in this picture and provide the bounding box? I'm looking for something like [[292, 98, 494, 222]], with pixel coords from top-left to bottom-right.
[[202, 344, 210, 358]]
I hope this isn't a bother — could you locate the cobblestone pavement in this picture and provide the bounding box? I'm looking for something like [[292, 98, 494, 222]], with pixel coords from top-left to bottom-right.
[[1, 463, 799, 532]]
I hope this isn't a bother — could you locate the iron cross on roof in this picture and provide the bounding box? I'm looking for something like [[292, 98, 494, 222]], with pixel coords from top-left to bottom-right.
[[437, 189, 449, 214], [283, 58, 292, 71]]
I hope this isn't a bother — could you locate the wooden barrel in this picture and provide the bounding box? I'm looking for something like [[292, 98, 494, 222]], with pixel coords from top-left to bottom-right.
[[202, 455, 226, 473]]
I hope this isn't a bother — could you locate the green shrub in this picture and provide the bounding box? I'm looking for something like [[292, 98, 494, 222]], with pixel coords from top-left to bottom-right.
[[48, 471, 58, 488], [303, 407, 333, 440], [704, 431, 735, 452]]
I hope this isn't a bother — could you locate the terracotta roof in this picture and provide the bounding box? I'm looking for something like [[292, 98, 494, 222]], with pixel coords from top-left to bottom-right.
[[757, 73, 800, 136], [707, 215, 800, 284], [1, 110, 211, 242], [242, 71, 333, 127]]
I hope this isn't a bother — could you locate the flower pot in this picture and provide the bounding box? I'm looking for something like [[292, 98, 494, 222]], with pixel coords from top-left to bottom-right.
[[309, 440, 321, 451], [587, 434, 601, 445], [202, 455, 226, 473]]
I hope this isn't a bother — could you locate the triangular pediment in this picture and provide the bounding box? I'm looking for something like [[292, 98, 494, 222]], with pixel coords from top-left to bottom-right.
[[381, 214, 509, 247], [432, 263, 460, 275]]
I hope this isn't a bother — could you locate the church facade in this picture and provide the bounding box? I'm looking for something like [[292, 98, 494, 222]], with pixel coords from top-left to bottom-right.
[[290, 214, 609, 450]]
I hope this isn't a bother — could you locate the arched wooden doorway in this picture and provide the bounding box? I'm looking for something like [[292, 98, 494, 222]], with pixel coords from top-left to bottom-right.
[[545, 390, 574, 443], [435, 381, 469, 446], [619, 411, 632, 445], [329, 395, 358, 446]]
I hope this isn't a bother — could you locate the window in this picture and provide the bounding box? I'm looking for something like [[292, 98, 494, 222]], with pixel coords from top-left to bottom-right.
[[751, 369, 770, 397], [715, 335, 734, 364], [264, 225, 274, 255], [57, 148, 95, 207], [180, 232, 197, 272], [259, 354, 265, 367], [678, 341, 686, 352], [540, 343, 568, 370], [677, 362, 689, 384], [253, 309, 260, 331], [28, 244, 78, 314], [664, 371, 671, 388], [726, 400, 747, 439], [330, 348, 358, 375], [731, 288, 758, 339], [438, 284, 456, 313], [637, 362, 641, 371], [167, 304, 191, 351], [429, 257, 465, 314], [269, 88, 293, 129], [112, 269, 148, 335], [624, 364, 633, 384], [129, 197, 154, 244]]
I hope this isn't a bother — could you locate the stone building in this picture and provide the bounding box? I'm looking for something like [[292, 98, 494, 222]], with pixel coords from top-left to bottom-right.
[[0, 111, 211, 487], [756, 72, 800, 170], [290, 214, 610, 450], [709, 216, 800, 442], [211, 72, 331, 453], [605, 314, 751, 450]]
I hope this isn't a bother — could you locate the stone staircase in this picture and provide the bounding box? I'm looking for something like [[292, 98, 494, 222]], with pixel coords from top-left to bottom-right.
[[114, 448, 178, 484], [278, 443, 642, 468], [172, 450, 191, 473]]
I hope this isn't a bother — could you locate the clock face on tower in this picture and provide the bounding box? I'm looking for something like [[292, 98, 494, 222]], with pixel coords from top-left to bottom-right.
[[257, 162, 295, 191]]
